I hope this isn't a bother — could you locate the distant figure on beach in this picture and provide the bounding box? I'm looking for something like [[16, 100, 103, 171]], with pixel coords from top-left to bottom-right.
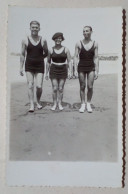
[[20, 21, 48, 112], [74, 26, 99, 113], [45, 32, 72, 111]]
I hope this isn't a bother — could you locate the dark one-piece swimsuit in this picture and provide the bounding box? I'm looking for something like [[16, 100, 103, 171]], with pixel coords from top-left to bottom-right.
[[78, 40, 95, 73], [25, 37, 44, 73], [50, 47, 67, 79]]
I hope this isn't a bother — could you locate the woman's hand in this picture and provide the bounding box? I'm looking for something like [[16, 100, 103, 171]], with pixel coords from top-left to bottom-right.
[[94, 70, 98, 80], [45, 74, 49, 80]]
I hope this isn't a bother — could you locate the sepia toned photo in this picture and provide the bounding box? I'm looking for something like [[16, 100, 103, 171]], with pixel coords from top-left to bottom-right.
[[7, 6, 123, 187]]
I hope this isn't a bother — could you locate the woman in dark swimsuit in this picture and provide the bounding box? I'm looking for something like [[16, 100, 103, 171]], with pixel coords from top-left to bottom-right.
[[46, 32, 72, 111], [74, 26, 99, 113]]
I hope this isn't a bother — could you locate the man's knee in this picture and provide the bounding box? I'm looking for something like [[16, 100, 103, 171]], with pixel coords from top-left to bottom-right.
[[58, 87, 63, 93], [28, 82, 34, 89], [80, 83, 85, 90], [53, 86, 58, 93], [87, 85, 93, 91]]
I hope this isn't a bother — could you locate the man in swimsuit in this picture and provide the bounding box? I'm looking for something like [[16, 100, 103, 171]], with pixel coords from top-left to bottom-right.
[[20, 21, 48, 112], [74, 26, 99, 113]]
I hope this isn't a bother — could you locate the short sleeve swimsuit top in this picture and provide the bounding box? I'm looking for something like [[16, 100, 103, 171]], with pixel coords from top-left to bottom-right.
[[78, 40, 95, 73], [25, 37, 44, 73], [50, 47, 67, 79]]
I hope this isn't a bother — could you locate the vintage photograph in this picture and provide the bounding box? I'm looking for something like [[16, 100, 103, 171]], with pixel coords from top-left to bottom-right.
[[7, 6, 123, 187]]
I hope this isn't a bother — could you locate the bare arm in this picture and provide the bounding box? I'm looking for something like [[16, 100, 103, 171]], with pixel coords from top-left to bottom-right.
[[94, 42, 99, 79], [73, 42, 80, 74], [45, 49, 52, 78], [20, 39, 26, 76], [42, 39, 48, 58], [65, 48, 72, 77]]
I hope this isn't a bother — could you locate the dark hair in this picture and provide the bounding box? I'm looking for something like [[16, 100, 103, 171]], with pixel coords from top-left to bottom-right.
[[30, 21, 40, 27], [52, 32, 65, 41], [84, 26, 92, 31]]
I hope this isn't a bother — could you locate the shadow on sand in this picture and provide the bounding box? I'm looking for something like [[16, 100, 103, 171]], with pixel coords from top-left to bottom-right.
[[23, 101, 110, 114]]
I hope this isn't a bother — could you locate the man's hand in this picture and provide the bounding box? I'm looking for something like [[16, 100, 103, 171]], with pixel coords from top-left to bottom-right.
[[20, 69, 24, 76], [94, 70, 98, 80]]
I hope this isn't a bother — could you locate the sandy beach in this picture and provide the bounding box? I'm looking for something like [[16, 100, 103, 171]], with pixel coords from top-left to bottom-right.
[[9, 74, 118, 161]]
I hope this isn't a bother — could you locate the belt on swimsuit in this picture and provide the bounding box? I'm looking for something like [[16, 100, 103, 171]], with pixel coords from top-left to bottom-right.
[[52, 62, 66, 65]]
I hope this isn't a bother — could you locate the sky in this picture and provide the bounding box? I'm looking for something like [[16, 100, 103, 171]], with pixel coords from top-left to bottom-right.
[[8, 7, 122, 56]]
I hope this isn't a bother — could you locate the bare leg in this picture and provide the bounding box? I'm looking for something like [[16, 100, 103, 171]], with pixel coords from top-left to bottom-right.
[[78, 72, 86, 104], [58, 79, 66, 110], [78, 72, 86, 113], [26, 71, 34, 112], [35, 73, 44, 109], [87, 71, 95, 112], [51, 79, 58, 110]]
